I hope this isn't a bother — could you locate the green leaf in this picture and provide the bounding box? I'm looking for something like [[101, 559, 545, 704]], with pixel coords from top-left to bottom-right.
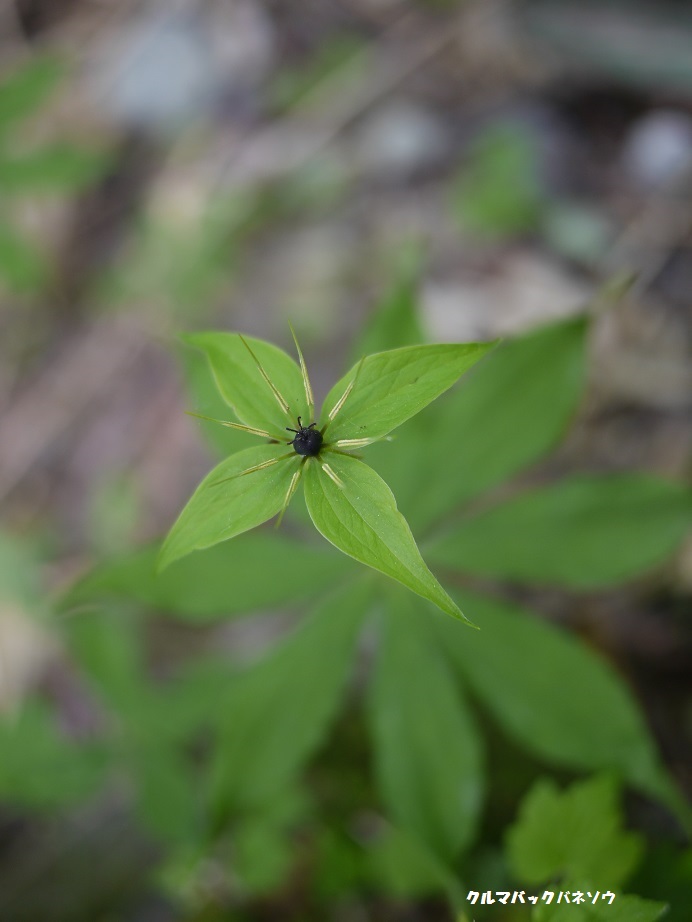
[[65, 532, 354, 620], [303, 453, 473, 624], [0, 702, 105, 809], [430, 474, 692, 588], [367, 824, 464, 902], [630, 844, 692, 922], [132, 745, 198, 842], [434, 591, 675, 807], [67, 613, 218, 841], [184, 332, 309, 435], [404, 316, 587, 528], [233, 789, 310, 895], [0, 222, 48, 293], [68, 610, 145, 711], [533, 892, 668, 922], [585, 895, 667, 922], [179, 343, 250, 457], [369, 593, 484, 861], [0, 56, 65, 131], [321, 342, 497, 442], [0, 145, 109, 193], [506, 775, 643, 889], [210, 583, 368, 817], [144, 657, 233, 745], [233, 813, 296, 895], [159, 445, 300, 570]]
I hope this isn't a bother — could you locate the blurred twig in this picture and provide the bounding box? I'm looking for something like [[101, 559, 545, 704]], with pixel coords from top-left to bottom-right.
[[214, 8, 463, 190], [0, 315, 149, 503]]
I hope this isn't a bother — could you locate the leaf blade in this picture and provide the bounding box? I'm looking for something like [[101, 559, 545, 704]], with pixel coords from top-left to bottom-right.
[[304, 454, 473, 624], [405, 316, 587, 528], [321, 342, 497, 442], [0, 145, 109, 193], [159, 445, 300, 570], [210, 582, 369, 816], [184, 332, 309, 435], [65, 533, 355, 620], [506, 775, 643, 889], [429, 474, 692, 588], [435, 591, 678, 810], [0, 56, 65, 131], [369, 592, 484, 861]]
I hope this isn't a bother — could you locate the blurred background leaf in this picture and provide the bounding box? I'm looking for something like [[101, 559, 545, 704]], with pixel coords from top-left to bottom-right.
[[506, 774, 643, 888], [430, 474, 692, 588], [369, 591, 484, 862]]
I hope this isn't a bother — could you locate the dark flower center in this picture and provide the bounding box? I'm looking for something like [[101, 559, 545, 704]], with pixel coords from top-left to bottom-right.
[[286, 419, 323, 457]]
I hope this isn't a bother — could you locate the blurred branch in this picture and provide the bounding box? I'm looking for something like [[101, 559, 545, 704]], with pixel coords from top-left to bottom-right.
[[214, 9, 462, 191], [0, 315, 148, 502]]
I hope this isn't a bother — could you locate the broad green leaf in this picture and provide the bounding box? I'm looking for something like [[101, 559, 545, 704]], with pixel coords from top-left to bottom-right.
[[533, 892, 667, 922], [404, 316, 587, 529], [631, 844, 692, 922], [64, 533, 354, 620], [67, 614, 221, 841], [321, 342, 497, 443], [0, 145, 108, 193], [232, 790, 309, 895], [210, 583, 368, 817], [132, 745, 198, 842], [233, 813, 296, 895], [159, 445, 300, 570], [0, 703, 105, 809], [434, 591, 676, 809], [179, 342, 250, 457], [184, 332, 310, 436], [430, 474, 692, 588], [369, 593, 484, 861], [0, 221, 48, 293], [506, 775, 643, 889], [69, 610, 226, 744], [142, 658, 234, 746], [367, 824, 464, 902], [303, 453, 473, 624], [68, 610, 145, 711], [0, 56, 65, 131]]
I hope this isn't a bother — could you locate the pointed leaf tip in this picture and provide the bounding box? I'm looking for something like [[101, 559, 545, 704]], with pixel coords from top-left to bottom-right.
[[183, 331, 309, 434], [321, 341, 498, 442], [159, 445, 300, 571], [304, 453, 476, 626]]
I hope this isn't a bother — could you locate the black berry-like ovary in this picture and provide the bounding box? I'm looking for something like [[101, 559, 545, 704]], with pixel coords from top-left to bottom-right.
[[286, 419, 323, 457]]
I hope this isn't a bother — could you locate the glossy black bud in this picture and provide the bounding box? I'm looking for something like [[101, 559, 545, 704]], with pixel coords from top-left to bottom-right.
[[286, 418, 323, 457]]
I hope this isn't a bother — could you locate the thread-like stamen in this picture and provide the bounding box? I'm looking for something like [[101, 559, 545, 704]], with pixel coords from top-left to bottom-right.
[[275, 458, 306, 528], [186, 411, 279, 440], [288, 321, 314, 422], [239, 334, 291, 416], [321, 356, 365, 436], [332, 437, 381, 449], [211, 451, 295, 487], [320, 460, 344, 488]]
